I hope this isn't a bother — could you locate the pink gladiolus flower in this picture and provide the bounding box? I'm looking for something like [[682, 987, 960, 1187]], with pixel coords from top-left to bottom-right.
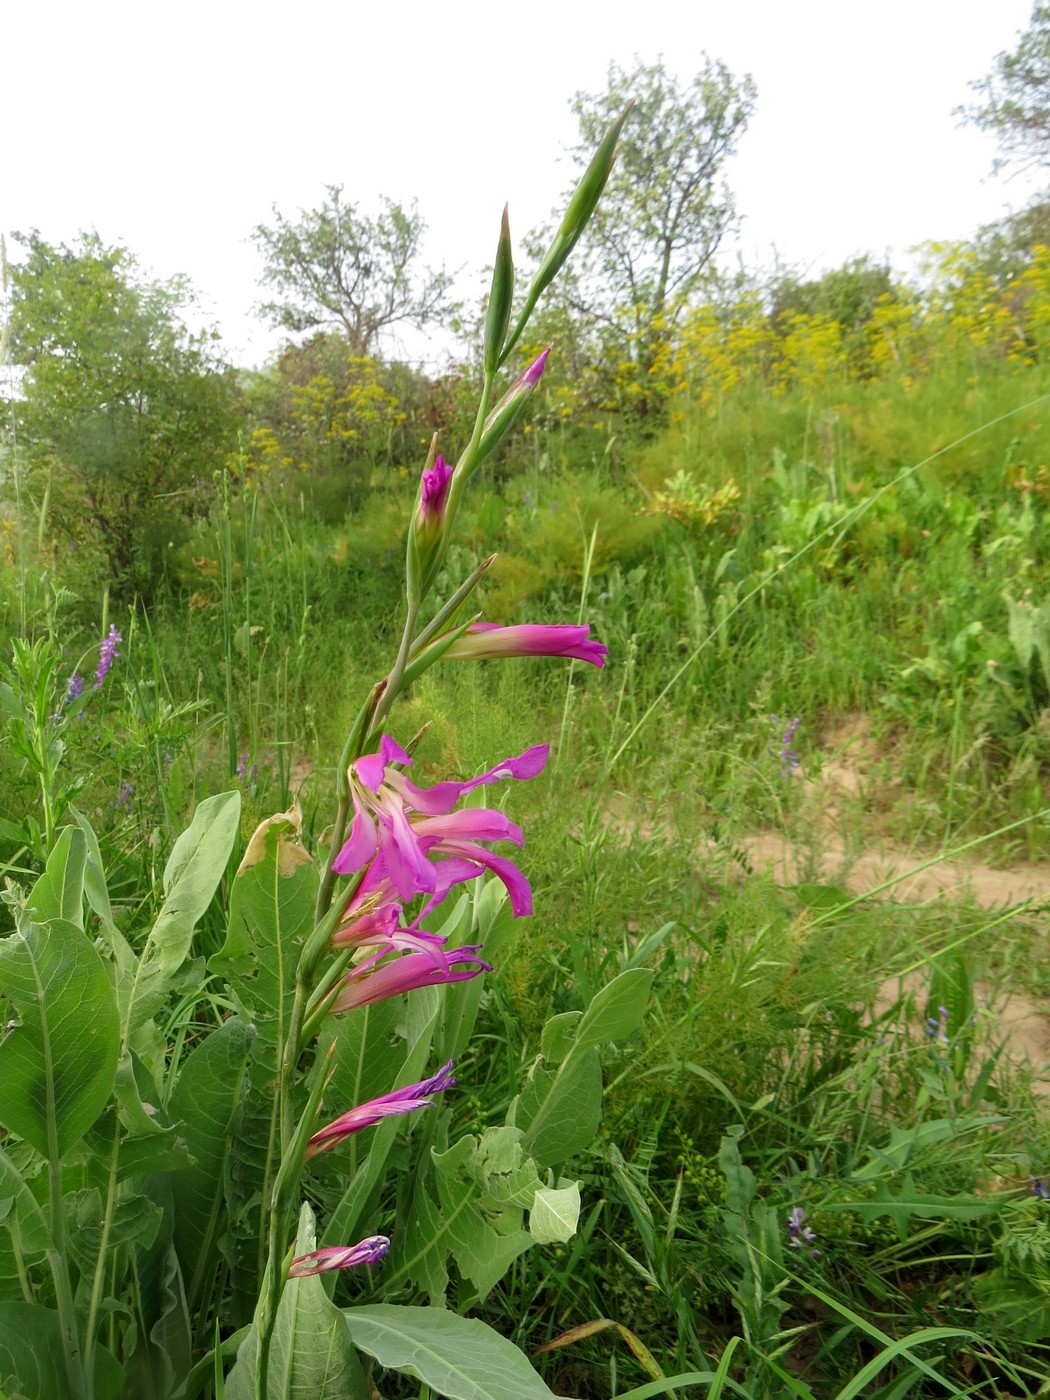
[[305, 1061, 456, 1159], [331, 737, 547, 913], [288, 1235, 390, 1277], [442, 622, 608, 668], [329, 945, 492, 1014]]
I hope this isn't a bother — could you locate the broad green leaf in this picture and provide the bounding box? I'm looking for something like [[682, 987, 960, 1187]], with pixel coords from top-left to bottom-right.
[[168, 1017, 255, 1312], [24, 826, 86, 929], [68, 806, 116, 930], [343, 1305, 566, 1400], [518, 1048, 603, 1168], [396, 1134, 532, 1303], [65, 1187, 163, 1272], [126, 791, 241, 1030], [1005, 592, 1037, 670], [0, 917, 120, 1158], [436, 888, 513, 1062], [0, 1147, 52, 1255], [125, 1238, 192, 1400], [574, 968, 652, 1050], [84, 1119, 193, 1181], [211, 804, 316, 1048], [317, 998, 405, 1136], [119, 1175, 192, 1400], [0, 1302, 123, 1400], [540, 1012, 582, 1064], [529, 1184, 581, 1244], [113, 1050, 167, 1136], [225, 1203, 367, 1400]]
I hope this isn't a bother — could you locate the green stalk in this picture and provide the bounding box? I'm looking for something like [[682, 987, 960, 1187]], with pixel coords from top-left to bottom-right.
[[941, 680, 965, 855], [552, 520, 599, 781], [217, 470, 237, 776], [45, 1111, 86, 1399], [10, 1234, 34, 1305], [255, 1022, 334, 1395], [174, 1326, 250, 1400], [81, 1115, 122, 1389]]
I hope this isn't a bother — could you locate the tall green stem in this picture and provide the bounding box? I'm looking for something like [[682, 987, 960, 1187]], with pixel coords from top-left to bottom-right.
[[81, 1115, 122, 1389], [47, 1125, 87, 1399]]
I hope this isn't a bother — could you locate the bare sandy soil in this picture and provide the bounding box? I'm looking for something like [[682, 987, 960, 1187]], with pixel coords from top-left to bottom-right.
[[733, 716, 1050, 1093]]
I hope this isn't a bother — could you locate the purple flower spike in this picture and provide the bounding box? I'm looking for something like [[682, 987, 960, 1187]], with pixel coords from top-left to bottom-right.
[[306, 1061, 456, 1159], [770, 714, 800, 779], [926, 1005, 950, 1046], [94, 624, 122, 689], [65, 672, 84, 706], [288, 1236, 390, 1277], [444, 622, 608, 668]]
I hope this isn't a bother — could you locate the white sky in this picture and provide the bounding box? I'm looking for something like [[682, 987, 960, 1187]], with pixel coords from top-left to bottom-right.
[[3, 0, 1044, 370]]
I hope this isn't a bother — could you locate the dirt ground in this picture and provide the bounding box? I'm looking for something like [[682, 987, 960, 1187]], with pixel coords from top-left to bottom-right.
[[736, 716, 1050, 1094]]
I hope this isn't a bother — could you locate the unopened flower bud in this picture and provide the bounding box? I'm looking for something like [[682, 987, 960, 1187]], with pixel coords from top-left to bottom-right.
[[407, 453, 453, 606], [474, 347, 550, 468]]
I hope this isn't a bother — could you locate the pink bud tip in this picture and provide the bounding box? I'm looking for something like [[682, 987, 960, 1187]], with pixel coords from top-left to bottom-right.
[[524, 346, 551, 388]]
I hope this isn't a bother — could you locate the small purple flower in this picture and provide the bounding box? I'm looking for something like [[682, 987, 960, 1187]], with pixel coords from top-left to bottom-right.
[[288, 1235, 390, 1278], [65, 672, 84, 706], [926, 1005, 950, 1046], [306, 1061, 456, 1159], [94, 625, 122, 689], [787, 1206, 821, 1256], [771, 714, 800, 779], [443, 623, 609, 668], [1030, 1176, 1049, 1200], [236, 753, 258, 790], [113, 780, 135, 810]]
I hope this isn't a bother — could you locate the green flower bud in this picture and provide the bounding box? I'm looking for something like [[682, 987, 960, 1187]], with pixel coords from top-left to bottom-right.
[[484, 206, 514, 377]]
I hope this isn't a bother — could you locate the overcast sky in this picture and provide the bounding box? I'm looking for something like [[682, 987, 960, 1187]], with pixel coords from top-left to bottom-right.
[[3, 0, 1044, 369]]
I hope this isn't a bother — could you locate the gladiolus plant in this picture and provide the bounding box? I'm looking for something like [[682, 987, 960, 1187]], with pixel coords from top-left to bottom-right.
[[0, 106, 645, 1400]]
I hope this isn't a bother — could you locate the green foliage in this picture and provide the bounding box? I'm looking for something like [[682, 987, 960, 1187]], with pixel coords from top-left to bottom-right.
[[557, 56, 756, 392], [252, 187, 454, 355], [4, 100, 1050, 1400], [343, 1305, 567, 1400], [226, 1204, 369, 1400], [963, 3, 1050, 173], [3, 232, 237, 600]]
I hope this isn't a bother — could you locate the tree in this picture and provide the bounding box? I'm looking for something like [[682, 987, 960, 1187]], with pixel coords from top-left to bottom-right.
[[252, 189, 454, 355], [553, 57, 756, 381], [3, 233, 238, 599], [965, 5, 1050, 174]]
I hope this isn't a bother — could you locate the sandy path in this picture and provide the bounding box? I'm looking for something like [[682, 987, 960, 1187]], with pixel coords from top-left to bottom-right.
[[732, 716, 1050, 1092]]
